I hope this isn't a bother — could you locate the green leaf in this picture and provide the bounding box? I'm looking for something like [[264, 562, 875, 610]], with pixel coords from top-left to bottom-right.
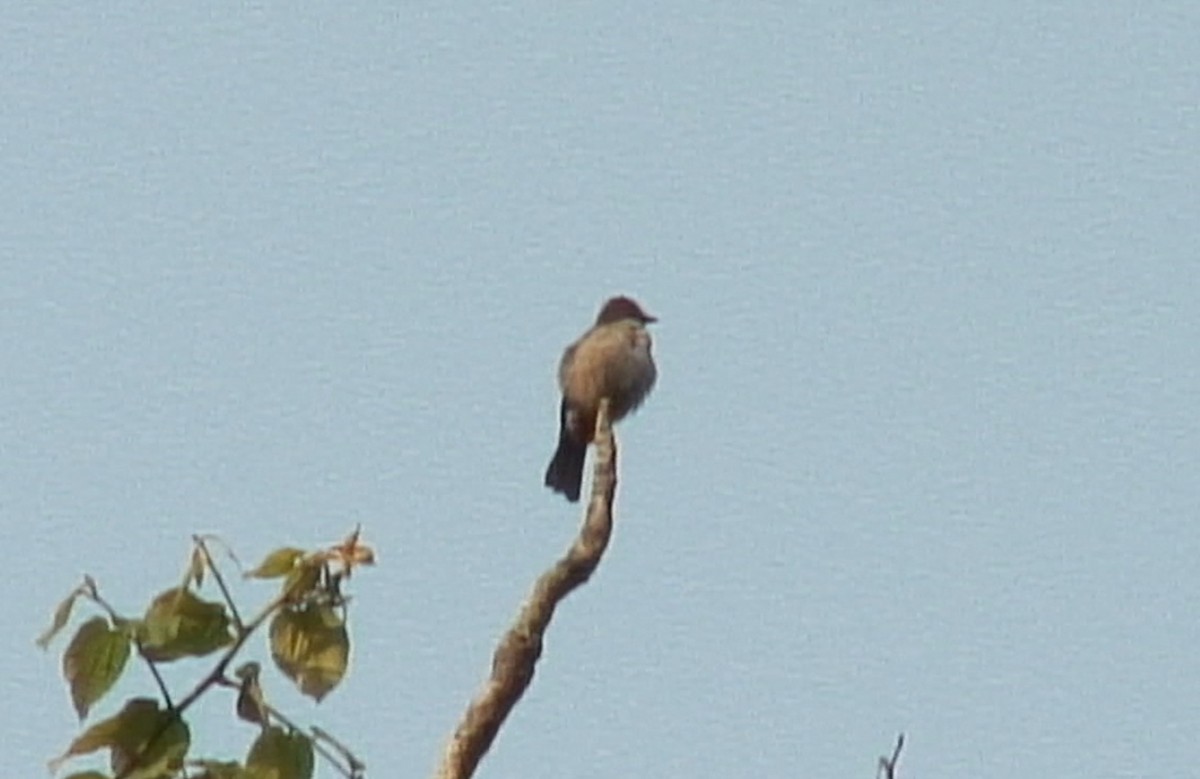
[[62, 772, 110, 779], [52, 697, 189, 779], [247, 726, 314, 779], [138, 588, 234, 662], [269, 603, 349, 701], [247, 548, 307, 579], [37, 587, 82, 649], [63, 617, 131, 720]]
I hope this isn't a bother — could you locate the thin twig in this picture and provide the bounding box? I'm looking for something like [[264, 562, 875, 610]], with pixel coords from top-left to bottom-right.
[[134, 639, 174, 709], [195, 535, 245, 630], [313, 726, 367, 778], [877, 733, 905, 779], [169, 591, 285, 720]]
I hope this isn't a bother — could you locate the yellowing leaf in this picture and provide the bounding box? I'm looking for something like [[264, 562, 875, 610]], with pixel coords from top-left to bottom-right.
[[247, 548, 307, 579], [281, 561, 321, 602], [63, 617, 130, 720], [37, 587, 82, 649], [269, 604, 349, 702]]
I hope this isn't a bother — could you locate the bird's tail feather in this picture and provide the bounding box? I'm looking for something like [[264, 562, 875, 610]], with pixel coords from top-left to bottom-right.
[[544, 432, 586, 502]]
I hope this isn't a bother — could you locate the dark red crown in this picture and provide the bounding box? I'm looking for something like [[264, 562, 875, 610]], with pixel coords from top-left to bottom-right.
[[595, 296, 657, 325]]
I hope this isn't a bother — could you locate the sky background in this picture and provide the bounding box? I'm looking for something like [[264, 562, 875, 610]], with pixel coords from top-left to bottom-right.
[[3, 3, 1198, 777]]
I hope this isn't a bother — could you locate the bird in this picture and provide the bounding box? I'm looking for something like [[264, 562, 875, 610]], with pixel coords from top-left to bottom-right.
[[544, 295, 658, 501]]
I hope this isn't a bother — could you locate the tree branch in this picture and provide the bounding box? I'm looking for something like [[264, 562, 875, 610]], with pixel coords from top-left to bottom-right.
[[115, 589, 289, 779], [877, 733, 905, 779], [433, 399, 620, 779]]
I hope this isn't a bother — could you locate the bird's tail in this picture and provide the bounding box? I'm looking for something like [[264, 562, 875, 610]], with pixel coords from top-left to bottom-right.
[[544, 406, 587, 502]]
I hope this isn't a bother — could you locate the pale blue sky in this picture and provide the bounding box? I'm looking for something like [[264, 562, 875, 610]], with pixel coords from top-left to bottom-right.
[[4, 3, 1198, 777]]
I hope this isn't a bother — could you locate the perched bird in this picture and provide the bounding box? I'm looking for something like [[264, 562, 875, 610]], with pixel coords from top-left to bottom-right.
[[544, 296, 658, 501]]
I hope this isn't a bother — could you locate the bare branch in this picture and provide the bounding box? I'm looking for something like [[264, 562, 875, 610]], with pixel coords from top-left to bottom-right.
[[877, 733, 905, 779], [433, 399, 620, 779]]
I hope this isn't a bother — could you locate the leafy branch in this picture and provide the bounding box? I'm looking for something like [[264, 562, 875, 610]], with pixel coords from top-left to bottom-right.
[[38, 528, 374, 779]]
